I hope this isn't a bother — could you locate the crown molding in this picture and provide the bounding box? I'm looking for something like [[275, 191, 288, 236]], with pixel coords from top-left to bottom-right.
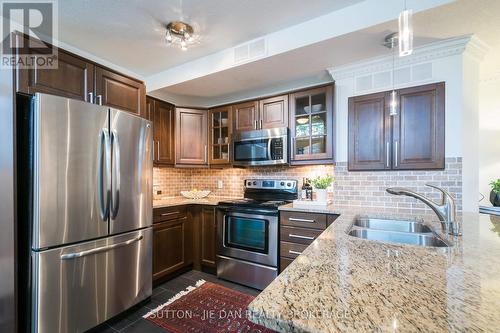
[[328, 35, 488, 81]]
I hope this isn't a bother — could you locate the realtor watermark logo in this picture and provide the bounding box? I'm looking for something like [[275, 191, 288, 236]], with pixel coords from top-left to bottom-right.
[[1, 0, 58, 69]]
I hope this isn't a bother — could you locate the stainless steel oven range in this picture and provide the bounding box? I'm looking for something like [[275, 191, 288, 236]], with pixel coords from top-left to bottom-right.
[[217, 179, 297, 290]]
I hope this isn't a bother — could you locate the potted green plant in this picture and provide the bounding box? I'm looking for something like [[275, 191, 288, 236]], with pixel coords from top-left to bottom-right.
[[311, 175, 334, 203], [490, 179, 500, 207]]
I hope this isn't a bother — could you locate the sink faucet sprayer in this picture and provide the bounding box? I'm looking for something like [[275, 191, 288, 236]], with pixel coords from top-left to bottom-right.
[[386, 184, 461, 236]]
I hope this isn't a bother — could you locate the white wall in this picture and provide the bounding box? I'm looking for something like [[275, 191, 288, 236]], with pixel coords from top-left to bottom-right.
[[479, 78, 500, 203], [329, 37, 484, 212]]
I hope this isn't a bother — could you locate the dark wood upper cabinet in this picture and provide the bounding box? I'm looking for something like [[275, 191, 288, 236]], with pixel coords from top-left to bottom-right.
[[259, 95, 288, 129], [289, 85, 334, 165], [393, 83, 445, 170], [200, 207, 216, 269], [95, 66, 146, 117], [348, 92, 391, 171], [148, 97, 175, 166], [16, 35, 94, 103], [15, 33, 147, 118], [208, 106, 232, 166], [348, 82, 445, 171], [175, 108, 208, 165], [233, 101, 258, 133]]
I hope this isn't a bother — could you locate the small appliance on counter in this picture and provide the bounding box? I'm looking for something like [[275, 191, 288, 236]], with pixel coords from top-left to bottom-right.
[[216, 179, 298, 290]]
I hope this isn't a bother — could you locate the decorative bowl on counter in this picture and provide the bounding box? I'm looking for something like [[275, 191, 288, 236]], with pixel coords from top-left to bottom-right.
[[180, 190, 211, 199]]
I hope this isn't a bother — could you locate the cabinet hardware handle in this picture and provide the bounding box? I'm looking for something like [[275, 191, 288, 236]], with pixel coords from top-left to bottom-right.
[[161, 211, 180, 216], [288, 250, 302, 255], [97, 95, 103, 105], [289, 234, 314, 240], [260, 119, 263, 129], [152, 140, 155, 160], [88, 92, 94, 103], [204, 145, 208, 163], [289, 217, 315, 223], [386, 142, 390, 168], [157, 141, 160, 160], [254, 120, 257, 130], [394, 140, 398, 168]]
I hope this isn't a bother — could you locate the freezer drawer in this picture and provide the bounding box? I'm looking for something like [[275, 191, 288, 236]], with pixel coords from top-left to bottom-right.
[[32, 228, 152, 333]]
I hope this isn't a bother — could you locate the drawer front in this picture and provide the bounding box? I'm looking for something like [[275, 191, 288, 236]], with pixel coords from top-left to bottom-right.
[[280, 226, 322, 245], [280, 241, 308, 259], [33, 229, 152, 333], [280, 211, 327, 230], [153, 206, 187, 223], [280, 257, 294, 273]]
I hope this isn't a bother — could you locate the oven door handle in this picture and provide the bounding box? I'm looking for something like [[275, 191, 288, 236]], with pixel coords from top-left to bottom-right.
[[218, 206, 278, 216]]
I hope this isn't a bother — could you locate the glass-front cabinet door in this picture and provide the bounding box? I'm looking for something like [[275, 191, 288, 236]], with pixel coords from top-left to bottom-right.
[[289, 85, 334, 165], [209, 106, 232, 165]]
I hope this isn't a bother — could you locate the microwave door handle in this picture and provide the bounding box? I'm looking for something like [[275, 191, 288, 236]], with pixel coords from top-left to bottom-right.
[[267, 139, 272, 160]]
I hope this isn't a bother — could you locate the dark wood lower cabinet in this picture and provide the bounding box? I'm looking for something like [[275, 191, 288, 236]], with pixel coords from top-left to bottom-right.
[[153, 205, 216, 282], [279, 211, 338, 273], [200, 207, 217, 269], [153, 207, 193, 282]]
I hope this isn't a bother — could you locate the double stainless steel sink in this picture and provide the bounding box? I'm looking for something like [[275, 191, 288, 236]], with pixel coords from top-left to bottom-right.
[[348, 218, 450, 247]]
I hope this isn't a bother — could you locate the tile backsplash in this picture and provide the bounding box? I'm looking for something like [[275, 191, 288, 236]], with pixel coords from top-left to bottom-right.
[[154, 157, 462, 213]]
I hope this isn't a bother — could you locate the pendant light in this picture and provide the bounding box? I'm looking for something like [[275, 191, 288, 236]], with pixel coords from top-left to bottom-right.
[[398, 0, 413, 57], [384, 33, 399, 116]]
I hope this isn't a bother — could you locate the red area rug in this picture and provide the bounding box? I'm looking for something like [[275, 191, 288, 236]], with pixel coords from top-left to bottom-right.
[[144, 280, 274, 333]]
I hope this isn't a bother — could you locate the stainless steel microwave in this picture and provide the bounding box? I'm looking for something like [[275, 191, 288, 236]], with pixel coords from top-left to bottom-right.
[[232, 127, 288, 166]]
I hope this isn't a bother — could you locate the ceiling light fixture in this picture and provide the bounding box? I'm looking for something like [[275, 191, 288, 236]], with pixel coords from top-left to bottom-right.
[[165, 21, 195, 51], [398, 0, 413, 57], [384, 33, 399, 116]]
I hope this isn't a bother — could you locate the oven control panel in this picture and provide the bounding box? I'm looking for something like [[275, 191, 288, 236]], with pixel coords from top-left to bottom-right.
[[244, 179, 297, 190]]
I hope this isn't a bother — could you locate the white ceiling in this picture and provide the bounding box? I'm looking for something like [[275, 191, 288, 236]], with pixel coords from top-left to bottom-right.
[[152, 0, 500, 106], [58, 0, 362, 77]]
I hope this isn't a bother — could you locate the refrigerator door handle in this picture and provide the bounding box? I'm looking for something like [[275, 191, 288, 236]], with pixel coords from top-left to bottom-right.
[[111, 130, 121, 220], [59, 235, 143, 260], [98, 129, 111, 220]]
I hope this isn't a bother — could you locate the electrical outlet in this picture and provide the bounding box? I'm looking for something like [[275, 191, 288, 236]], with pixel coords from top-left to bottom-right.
[[217, 180, 223, 189]]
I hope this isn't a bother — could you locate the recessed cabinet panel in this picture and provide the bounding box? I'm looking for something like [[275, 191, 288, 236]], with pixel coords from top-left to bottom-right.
[[149, 97, 175, 166], [393, 83, 445, 170], [200, 207, 216, 268], [233, 101, 258, 133], [95, 67, 146, 117], [176, 108, 208, 165], [348, 92, 390, 171], [259, 95, 288, 129], [153, 220, 185, 280]]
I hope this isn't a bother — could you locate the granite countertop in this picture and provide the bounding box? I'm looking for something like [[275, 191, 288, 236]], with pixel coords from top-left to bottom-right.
[[248, 206, 500, 332], [153, 196, 240, 208]]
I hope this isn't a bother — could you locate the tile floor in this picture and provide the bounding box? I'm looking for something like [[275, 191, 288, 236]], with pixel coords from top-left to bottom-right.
[[88, 270, 260, 333]]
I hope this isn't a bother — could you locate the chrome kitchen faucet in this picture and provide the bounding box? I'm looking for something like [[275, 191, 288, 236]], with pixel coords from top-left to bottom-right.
[[386, 184, 461, 236]]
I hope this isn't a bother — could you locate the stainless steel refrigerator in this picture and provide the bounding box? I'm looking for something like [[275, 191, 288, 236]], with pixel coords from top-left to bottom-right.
[[17, 93, 153, 333]]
